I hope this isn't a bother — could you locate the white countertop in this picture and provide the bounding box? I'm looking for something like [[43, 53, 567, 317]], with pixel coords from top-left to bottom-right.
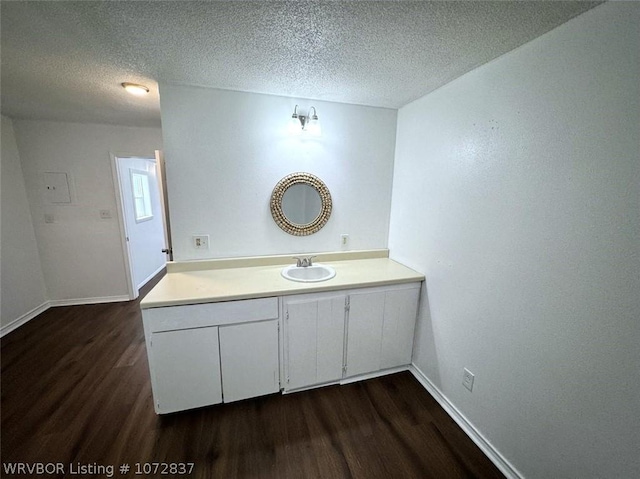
[[140, 252, 424, 309]]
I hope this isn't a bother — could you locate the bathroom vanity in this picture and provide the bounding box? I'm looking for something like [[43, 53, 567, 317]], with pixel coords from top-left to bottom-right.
[[140, 250, 424, 414]]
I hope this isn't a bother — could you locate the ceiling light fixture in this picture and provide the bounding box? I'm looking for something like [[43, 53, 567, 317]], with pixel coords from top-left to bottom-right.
[[289, 105, 321, 136], [121, 82, 150, 96]]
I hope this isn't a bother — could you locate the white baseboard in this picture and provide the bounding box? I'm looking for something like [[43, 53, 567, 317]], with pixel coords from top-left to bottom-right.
[[49, 295, 131, 307], [136, 263, 166, 291], [409, 364, 523, 479], [340, 365, 409, 385], [1, 295, 133, 337], [282, 379, 341, 395], [1, 301, 50, 338], [282, 366, 410, 395]]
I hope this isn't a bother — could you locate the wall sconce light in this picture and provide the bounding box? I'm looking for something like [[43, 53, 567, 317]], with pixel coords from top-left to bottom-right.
[[289, 105, 322, 136]]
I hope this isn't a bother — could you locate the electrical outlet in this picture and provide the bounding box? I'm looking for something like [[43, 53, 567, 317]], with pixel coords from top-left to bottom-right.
[[193, 235, 210, 249], [99, 209, 112, 219], [340, 234, 349, 249], [463, 368, 475, 392], [44, 214, 55, 224]]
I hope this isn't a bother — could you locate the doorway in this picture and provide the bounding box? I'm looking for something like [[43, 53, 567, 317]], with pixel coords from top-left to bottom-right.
[[112, 152, 171, 299]]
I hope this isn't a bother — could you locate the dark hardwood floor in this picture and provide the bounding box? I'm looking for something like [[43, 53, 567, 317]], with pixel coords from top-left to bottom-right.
[[1, 275, 504, 479]]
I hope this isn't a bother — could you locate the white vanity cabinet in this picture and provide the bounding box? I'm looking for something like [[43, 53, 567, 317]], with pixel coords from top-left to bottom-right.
[[142, 280, 421, 410], [142, 297, 280, 414], [282, 282, 421, 392]]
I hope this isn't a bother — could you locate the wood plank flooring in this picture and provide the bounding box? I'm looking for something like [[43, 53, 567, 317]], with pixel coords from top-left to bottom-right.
[[1, 276, 504, 479]]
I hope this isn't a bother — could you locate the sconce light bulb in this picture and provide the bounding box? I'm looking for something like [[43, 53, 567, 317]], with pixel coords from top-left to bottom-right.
[[122, 82, 150, 96]]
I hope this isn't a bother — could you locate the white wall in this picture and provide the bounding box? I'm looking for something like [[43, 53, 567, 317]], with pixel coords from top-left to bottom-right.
[[159, 84, 397, 260], [1, 116, 48, 329], [13, 120, 163, 303], [389, 3, 639, 478], [117, 157, 166, 290]]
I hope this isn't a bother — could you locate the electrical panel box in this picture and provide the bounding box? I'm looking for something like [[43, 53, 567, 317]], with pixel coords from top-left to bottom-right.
[[44, 172, 71, 204]]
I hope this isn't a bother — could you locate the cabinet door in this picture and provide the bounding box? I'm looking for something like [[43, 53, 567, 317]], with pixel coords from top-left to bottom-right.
[[286, 295, 346, 390], [380, 287, 420, 369], [345, 291, 385, 377], [219, 320, 280, 402], [150, 327, 222, 414]]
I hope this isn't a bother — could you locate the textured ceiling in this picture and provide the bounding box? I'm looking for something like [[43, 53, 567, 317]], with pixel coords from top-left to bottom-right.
[[1, 1, 601, 128]]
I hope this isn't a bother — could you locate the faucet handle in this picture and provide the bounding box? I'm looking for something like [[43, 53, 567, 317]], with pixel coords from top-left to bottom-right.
[[292, 257, 304, 267], [306, 255, 317, 266]]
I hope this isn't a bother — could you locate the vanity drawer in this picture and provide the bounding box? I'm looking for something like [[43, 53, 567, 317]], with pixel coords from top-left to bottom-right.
[[144, 297, 279, 333]]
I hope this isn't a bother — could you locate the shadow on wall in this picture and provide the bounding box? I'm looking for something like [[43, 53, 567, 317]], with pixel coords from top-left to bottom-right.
[[412, 282, 442, 386]]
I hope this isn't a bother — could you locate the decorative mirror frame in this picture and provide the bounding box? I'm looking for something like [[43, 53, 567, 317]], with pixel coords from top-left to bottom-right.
[[270, 172, 332, 236]]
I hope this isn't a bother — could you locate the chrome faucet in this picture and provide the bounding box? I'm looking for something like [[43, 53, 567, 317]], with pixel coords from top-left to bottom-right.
[[293, 255, 316, 267]]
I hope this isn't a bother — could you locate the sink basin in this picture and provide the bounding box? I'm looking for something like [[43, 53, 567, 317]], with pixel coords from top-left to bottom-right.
[[281, 264, 336, 283]]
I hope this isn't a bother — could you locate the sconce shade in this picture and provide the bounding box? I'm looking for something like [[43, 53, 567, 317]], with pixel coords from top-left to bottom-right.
[[307, 115, 321, 136], [289, 108, 302, 135]]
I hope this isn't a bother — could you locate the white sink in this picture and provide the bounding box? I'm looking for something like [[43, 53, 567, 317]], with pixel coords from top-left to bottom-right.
[[281, 264, 336, 283]]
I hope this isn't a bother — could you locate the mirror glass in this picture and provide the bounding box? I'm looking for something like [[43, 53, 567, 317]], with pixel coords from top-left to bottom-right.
[[270, 172, 332, 236], [281, 184, 322, 225]]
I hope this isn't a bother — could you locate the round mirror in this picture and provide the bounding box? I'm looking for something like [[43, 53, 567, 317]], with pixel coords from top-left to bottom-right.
[[282, 184, 322, 225], [270, 173, 332, 236]]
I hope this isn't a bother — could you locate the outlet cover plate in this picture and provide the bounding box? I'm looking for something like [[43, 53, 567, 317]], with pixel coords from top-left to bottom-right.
[[193, 235, 210, 249], [463, 368, 475, 392]]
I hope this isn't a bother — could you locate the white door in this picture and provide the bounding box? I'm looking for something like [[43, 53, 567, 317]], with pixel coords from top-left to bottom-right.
[[154, 151, 173, 262], [345, 290, 385, 377], [116, 156, 167, 293], [219, 320, 280, 402], [150, 327, 222, 414], [285, 295, 346, 390]]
